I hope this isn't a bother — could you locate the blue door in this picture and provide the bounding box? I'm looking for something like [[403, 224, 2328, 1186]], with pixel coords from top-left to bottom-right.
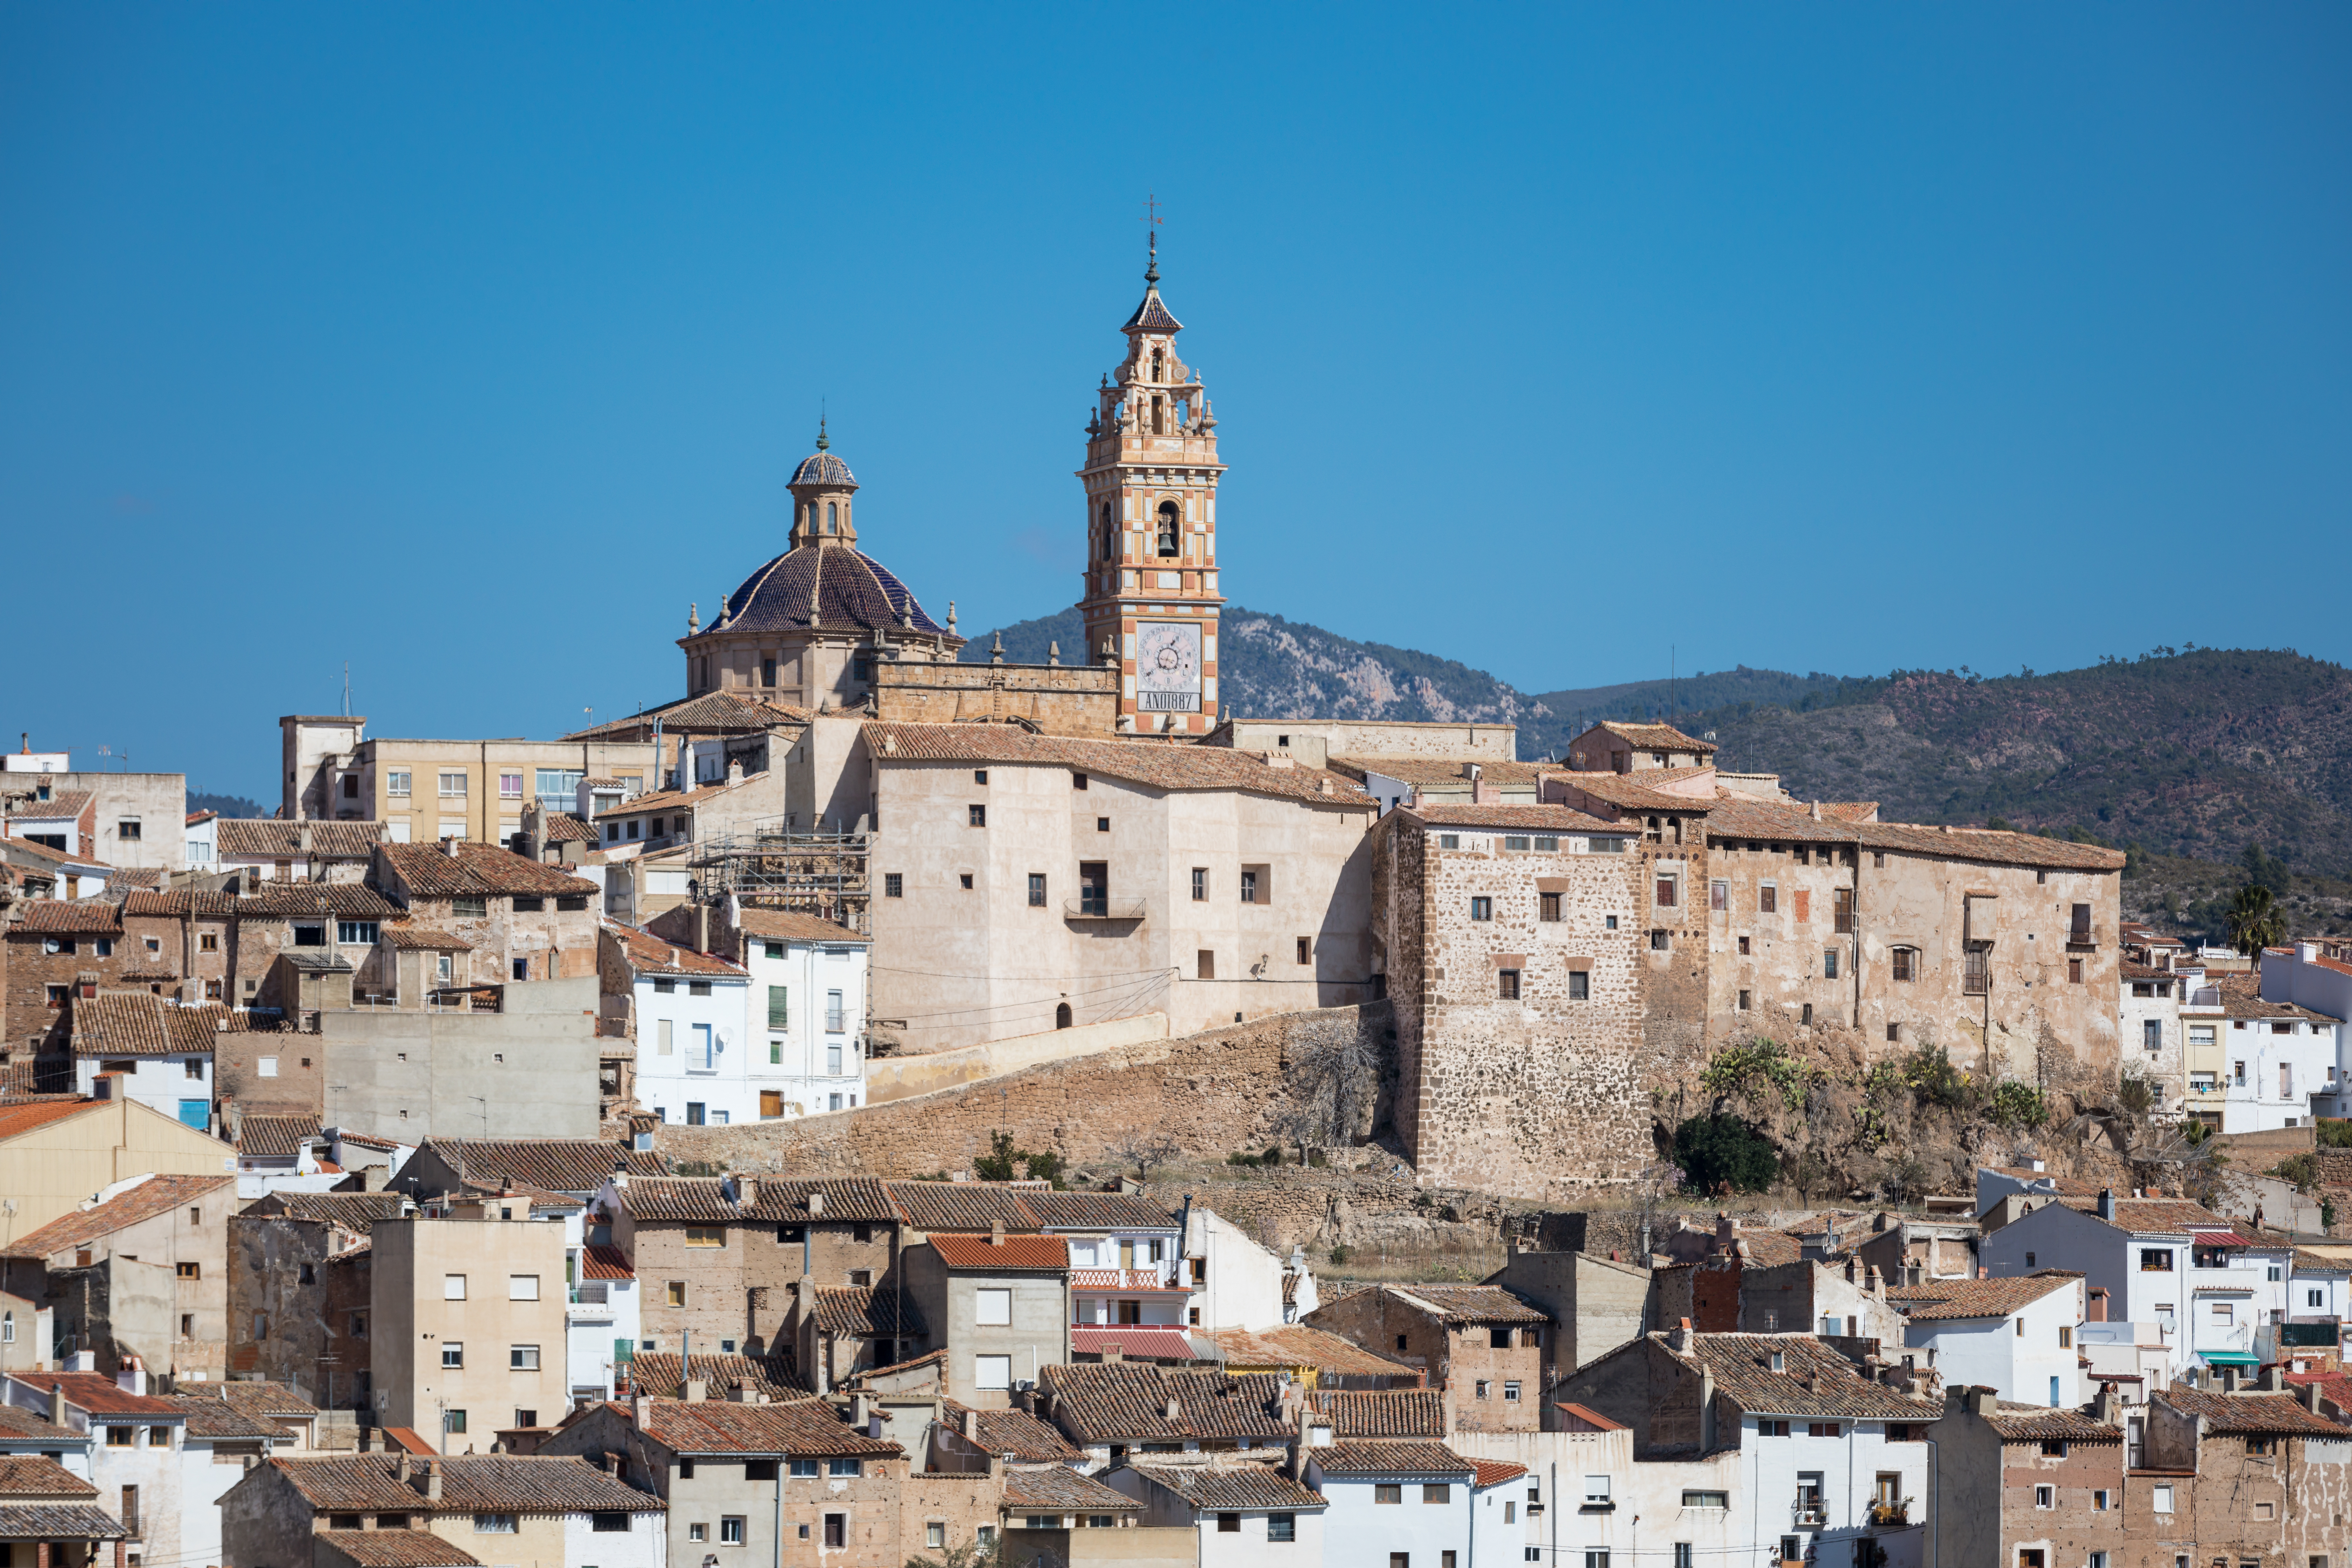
[[178, 1099, 209, 1130]]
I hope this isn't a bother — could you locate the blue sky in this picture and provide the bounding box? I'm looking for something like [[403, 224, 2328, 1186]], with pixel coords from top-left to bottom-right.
[[4, 5, 2347, 798]]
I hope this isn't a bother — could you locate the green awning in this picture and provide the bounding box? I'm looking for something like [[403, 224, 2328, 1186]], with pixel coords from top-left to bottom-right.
[[2199, 1352, 2259, 1366]]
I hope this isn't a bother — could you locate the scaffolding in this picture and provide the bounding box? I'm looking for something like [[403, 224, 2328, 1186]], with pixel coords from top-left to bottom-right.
[[686, 818, 872, 935]]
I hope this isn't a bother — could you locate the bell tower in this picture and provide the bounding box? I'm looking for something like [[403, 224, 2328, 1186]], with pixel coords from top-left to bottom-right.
[[1077, 234, 1226, 735]]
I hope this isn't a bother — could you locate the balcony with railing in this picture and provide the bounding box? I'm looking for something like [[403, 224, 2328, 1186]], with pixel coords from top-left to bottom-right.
[[1065, 896, 1148, 922], [1868, 1500, 1913, 1528]]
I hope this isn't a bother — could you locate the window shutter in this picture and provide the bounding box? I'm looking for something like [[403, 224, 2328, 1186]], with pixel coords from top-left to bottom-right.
[[767, 986, 790, 1029], [1793, 890, 1810, 922]]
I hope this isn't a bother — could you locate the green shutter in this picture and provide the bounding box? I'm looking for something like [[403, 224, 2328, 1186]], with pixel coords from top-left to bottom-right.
[[613, 1337, 634, 1363], [767, 985, 790, 1029]]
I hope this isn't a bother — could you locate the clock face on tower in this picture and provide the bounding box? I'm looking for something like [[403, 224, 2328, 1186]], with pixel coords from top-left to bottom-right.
[[1134, 620, 1203, 712]]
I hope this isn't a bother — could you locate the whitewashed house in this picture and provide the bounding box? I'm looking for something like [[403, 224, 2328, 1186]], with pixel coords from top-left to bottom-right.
[[1978, 1192, 2247, 1380], [734, 906, 872, 1118], [1308, 1436, 1526, 1568], [1893, 1273, 2085, 1407], [2260, 941, 2352, 1117], [69, 993, 216, 1130], [1024, 1190, 1191, 1351], [2213, 978, 2341, 1132], [564, 1243, 639, 1406], [1184, 1206, 1314, 1332], [1104, 1458, 1329, 1567], [1451, 1413, 1750, 1568], [604, 921, 752, 1127], [1552, 1329, 1934, 1568]]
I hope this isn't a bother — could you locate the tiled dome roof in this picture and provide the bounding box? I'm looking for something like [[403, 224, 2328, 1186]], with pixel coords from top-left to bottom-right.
[[790, 450, 856, 489], [720, 545, 948, 638]]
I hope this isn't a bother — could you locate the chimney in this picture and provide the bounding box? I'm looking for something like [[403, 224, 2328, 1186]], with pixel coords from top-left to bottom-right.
[[2093, 1382, 2121, 1423], [118, 1357, 146, 1397], [1285, 1438, 1308, 1481], [727, 758, 744, 786], [1102, 1342, 1124, 1364], [1967, 1385, 1995, 1417], [738, 1176, 757, 1208], [91, 1075, 113, 1102], [960, 1407, 978, 1440], [2087, 1288, 2108, 1323], [424, 1461, 442, 1502], [396, 1452, 411, 1483], [1810, 801, 1822, 821], [2218, 1366, 2238, 1393], [443, 836, 461, 859], [733, 1382, 757, 1404], [1978, 1266, 1989, 1280], [849, 1393, 870, 1428], [989, 1221, 1004, 1247], [684, 1381, 708, 1403], [2302, 1381, 2323, 1414], [1668, 1317, 1694, 1354], [48, 1384, 65, 1427], [2097, 1189, 2116, 1223], [1164, 1396, 1181, 1422], [807, 1190, 824, 1218], [632, 1394, 649, 1429], [2260, 1366, 2285, 1393], [500, 1174, 514, 1196]]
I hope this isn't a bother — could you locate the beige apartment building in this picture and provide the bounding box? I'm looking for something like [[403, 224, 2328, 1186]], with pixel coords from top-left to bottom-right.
[[861, 722, 1381, 1051], [370, 1201, 569, 1450], [279, 714, 657, 846]]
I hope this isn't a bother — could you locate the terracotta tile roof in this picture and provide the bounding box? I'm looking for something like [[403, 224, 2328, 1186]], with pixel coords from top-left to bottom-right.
[[0, 1405, 83, 1443], [4, 790, 94, 821], [1373, 1284, 1548, 1325], [1311, 1388, 1443, 1437], [2293, 1250, 2352, 1274], [605, 924, 748, 981], [239, 1192, 410, 1232], [1587, 721, 1717, 755], [1039, 1365, 1293, 1444], [928, 1233, 1069, 1271], [562, 691, 812, 741], [2, 1174, 234, 1260], [1207, 1325, 1415, 1378], [0, 1457, 96, 1497], [378, 841, 597, 899], [13, 901, 122, 934], [107, 869, 163, 891], [68, 993, 217, 1057], [1127, 1462, 1326, 1512], [1397, 804, 1634, 835], [208, 1381, 321, 1421], [628, 1398, 895, 1458], [2052, 1197, 2234, 1234], [159, 1394, 296, 1441], [888, 1182, 1044, 1233], [119, 885, 404, 920], [314, 1530, 482, 1568], [1554, 1402, 1627, 1433], [595, 776, 756, 821], [941, 1403, 1083, 1462], [623, 1354, 799, 1403], [864, 724, 1375, 809], [1546, 773, 1718, 814], [1328, 758, 1554, 788], [733, 908, 869, 946], [1470, 1457, 1529, 1488], [215, 820, 385, 860], [0, 1100, 101, 1143], [811, 1286, 925, 1338], [2213, 975, 2340, 1024], [1003, 1465, 1138, 1512], [615, 1176, 898, 1224], [1705, 798, 2128, 872], [380, 925, 474, 951], [545, 813, 600, 846], [1981, 1402, 2123, 1442], [1070, 1327, 1197, 1360], [265, 1454, 665, 1513], [1817, 802, 1880, 822], [0, 1505, 126, 1538], [580, 1243, 634, 1280], [10, 1371, 184, 1418], [238, 1113, 323, 1159], [2161, 1385, 2346, 1436], [417, 1138, 662, 1196], [1312, 1440, 1472, 1476], [1897, 1273, 2081, 1322], [1658, 1334, 1938, 1420], [1021, 1192, 1179, 1231]]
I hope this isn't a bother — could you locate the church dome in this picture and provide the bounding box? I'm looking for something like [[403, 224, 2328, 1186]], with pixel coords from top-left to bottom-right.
[[720, 544, 948, 638], [790, 450, 856, 489]]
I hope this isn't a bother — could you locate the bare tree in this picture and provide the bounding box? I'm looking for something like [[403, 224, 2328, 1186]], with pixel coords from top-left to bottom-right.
[[1106, 1133, 1183, 1181], [1284, 1022, 1384, 1151]]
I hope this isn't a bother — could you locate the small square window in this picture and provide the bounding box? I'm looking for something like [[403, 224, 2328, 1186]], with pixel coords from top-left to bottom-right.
[[960, 873, 973, 889], [1470, 897, 1492, 922], [968, 804, 986, 827], [884, 874, 903, 898], [1096, 817, 1110, 833], [973, 769, 988, 785], [1498, 968, 1521, 1000]]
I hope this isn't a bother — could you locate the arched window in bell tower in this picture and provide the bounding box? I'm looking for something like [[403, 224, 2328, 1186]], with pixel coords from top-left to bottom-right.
[[1099, 500, 1114, 560], [1150, 348, 1163, 383], [1156, 500, 1180, 557], [1152, 396, 1166, 435], [826, 501, 838, 533]]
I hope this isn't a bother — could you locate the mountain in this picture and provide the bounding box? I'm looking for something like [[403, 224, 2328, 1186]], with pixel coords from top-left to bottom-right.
[[963, 608, 2352, 876], [190, 790, 267, 819]]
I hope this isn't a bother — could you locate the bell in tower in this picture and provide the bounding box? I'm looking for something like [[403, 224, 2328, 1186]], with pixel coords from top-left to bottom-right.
[[1074, 231, 1227, 736]]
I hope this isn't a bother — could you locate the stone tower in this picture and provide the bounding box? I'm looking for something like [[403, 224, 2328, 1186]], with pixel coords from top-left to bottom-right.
[[1076, 237, 1227, 735]]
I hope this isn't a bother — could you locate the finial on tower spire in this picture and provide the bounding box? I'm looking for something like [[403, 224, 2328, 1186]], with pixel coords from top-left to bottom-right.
[[1142, 192, 1163, 284], [1146, 231, 1159, 286], [815, 414, 829, 452]]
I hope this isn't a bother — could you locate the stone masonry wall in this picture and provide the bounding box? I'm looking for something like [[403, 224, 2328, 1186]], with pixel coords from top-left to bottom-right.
[[646, 1004, 1389, 1178]]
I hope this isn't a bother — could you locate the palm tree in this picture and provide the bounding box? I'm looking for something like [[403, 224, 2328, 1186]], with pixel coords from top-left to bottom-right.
[[2225, 883, 2286, 962]]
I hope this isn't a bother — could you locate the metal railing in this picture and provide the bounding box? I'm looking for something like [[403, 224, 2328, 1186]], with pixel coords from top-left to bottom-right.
[[1065, 896, 1148, 920]]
